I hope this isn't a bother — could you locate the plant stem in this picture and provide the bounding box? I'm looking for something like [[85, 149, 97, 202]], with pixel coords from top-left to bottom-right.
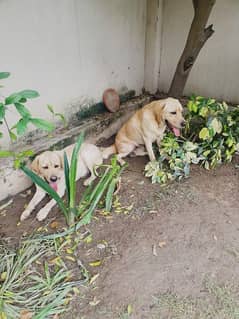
[[3, 117, 12, 143]]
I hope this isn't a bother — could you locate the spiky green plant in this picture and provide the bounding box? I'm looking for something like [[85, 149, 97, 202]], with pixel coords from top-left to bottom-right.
[[22, 132, 124, 229]]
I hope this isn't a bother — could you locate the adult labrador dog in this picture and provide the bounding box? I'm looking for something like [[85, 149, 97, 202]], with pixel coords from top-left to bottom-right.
[[20, 143, 103, 222], [103, 97, 185, 164]]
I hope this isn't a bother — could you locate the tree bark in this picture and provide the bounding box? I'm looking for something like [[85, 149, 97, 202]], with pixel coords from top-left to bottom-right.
[[168, 0, 216, 97]]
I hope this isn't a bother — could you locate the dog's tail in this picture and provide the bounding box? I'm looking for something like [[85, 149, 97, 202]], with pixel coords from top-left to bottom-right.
[[101, 144, 117, 159]]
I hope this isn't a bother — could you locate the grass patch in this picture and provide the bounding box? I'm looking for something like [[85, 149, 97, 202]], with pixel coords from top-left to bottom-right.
[[0, 235, 88, 319], [152, 280, 239, 319]]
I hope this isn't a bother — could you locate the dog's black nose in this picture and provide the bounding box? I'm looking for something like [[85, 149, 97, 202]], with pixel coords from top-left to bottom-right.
[[181, 120, 186, 127], [50, 176, 57, 182]]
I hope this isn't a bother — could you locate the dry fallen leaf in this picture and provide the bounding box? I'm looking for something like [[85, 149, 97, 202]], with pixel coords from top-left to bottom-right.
[[0, 312, 7, 319], [89, 273, 99, 285], [0, 272, 7, 282], [20, 190, 32, 198], [84, 234, 93, 244], [0, 210, 6, 217], [127, 304, 133, 315], [97, 243, 106, 250], [50, 221, 59, 229], [158, 241, 167, 248], [0, 199, 13, 211], [72, 287, 80, 295], [66, 248, 73, 254], [89, 260, 102, 267], [152, 244, 158, 256], [49, 256, 62, 266], [19, 309, 33, 319], [213, 234, 217, 241], [138, 180, 144, 185], [65, 255, 76, 262], [89, 296, 101, 306], [149, 210, 158, 214]]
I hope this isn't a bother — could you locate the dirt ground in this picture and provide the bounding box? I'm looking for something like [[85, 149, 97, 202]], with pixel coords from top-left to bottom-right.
[[0, 155, 239, 318]]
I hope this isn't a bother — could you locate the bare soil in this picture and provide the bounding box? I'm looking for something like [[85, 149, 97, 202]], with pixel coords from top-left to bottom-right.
[[0, 155, 239, 319]]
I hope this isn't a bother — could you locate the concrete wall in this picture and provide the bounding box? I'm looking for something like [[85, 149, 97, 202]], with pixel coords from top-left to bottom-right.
[[0, 0, 146, 147], [144, 0, 163, 93], [159, 0, 239, 102], [2, 0, 239, 149]]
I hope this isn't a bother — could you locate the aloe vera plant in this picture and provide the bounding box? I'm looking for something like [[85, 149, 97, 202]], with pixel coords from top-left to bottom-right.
[[22, 132, 124, 228]]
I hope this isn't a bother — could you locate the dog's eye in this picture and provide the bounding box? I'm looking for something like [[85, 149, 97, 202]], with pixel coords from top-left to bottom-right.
[[42, 166, 48, 169], [170, 111, 177, 115], [54, 165, 59, 168]]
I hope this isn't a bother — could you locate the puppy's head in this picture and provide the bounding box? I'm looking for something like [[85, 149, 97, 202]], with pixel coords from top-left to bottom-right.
[[31, 151, 63, 191], [161, 98, 185, 136]]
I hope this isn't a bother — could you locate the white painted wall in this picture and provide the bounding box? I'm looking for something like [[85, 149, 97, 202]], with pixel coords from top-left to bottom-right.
[[0, 0, 146, 147], [144, 0, 163, 93], [2, 0, 239, 149], [159, 0, 239, 103]]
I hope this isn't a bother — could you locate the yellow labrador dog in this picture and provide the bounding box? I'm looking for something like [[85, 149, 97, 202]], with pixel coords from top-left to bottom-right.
[[103, 97, 185, 164], [20, 143, 102, 221]]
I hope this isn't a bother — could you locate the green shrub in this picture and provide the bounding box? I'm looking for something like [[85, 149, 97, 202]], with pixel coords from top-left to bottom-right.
[[145, 96, 239, 184], [0, 72, 54, 168]]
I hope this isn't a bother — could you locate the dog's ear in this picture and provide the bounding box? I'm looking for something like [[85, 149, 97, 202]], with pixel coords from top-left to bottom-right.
[[31, 156, 40, 174], [161, 103, 166, 111], [155, 102, 166, 124], [56, 152, 64, 168]]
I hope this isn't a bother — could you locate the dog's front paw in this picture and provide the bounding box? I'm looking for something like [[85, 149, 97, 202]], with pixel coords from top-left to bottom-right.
[[83, 177, 95, 186], [20, 210, 31, 221], [36, 209, 49, 221]]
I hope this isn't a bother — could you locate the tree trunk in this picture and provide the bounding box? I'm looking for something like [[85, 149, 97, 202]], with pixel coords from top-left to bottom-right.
[[169, 0, 216, 97]]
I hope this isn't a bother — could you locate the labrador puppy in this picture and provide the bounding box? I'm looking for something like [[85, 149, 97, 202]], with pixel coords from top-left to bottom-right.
[[20, 143, 102, 221], [102, 97, 185, 164]]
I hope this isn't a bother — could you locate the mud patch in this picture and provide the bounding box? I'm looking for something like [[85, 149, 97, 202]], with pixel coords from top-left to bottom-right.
[[0, 156, 239, 319]]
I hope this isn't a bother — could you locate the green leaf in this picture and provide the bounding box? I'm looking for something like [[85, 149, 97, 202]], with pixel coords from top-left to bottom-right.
[[56, 113, 67, 127], [199, 106, 208, 118], [5, 90, 39, 105], [21, 165, 68, 218], [204, 161, 210, 170], [188, 100, 198, 113], [14, 103, 31, 118], [0, 103, 5, 119], [47, 104, 67, 127], [184, 141, 198, 151], [199, 127, 210, 140], [0, 150, 14, 157], [105, 177, 117, 211], [16, 118, 28, 135], [30, 118, 54, 131], [210, 118, 222, 134], [5, 93, 22, 104], [20, 149, 34, 157], [64, 151, 70, 205], [69, 132, 84, 209], [235, 143, 239, 152], [127, 304, 133, 315], [18, 90, 39, 99], [0, 72, 10, 80], [14, 158, 21, 169], [203, 150, 211, 157], [47, 104, 54, 114], [10, 131, 17, 141]]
